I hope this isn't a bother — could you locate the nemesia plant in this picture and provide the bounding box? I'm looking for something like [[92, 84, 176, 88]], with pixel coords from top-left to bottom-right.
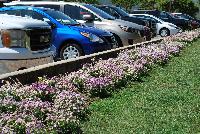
[[0, 29, 199, 133]]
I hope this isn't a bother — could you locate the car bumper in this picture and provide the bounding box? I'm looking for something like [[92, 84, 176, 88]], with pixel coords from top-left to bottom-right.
[[0, 56, 53, 74], [0, 46, 55, 74], [120, 32, 145, 46], [82, 41, 112, 55], [0, 46, 56, 60], [170, 28, 182, 35]]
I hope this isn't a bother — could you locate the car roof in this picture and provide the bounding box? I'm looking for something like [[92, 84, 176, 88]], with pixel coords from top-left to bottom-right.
[[172, 13, 182, 14], [0, 5, 52, 11], [132, 9, 159, 12], [5, 1, 83, 6], [131, 14, 154, 17]]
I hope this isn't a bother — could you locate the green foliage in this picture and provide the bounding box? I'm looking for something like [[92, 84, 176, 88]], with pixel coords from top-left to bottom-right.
[[12, 123, 26, 134], [111, 0, 199, 16], [162, 0, 199, 17], [111, 0, 140, 10]]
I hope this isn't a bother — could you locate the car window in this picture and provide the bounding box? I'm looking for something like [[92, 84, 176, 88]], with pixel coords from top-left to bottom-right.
[[98, 6, 111, 15], [109, 7, 120, 18], [44, 9, 79, 25], [84, 4, 115, 20], [0, 10, 21, 16], [20, 10, 47, 20], [64, 5, 81, 20], [113, 6, 129, 17], [33, 4, 60, 11], [160, 12, 169, 19], [64, 5, 99, 21]]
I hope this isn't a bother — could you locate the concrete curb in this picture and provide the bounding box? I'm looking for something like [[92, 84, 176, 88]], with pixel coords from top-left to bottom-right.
[[0, 38, 163, 85]]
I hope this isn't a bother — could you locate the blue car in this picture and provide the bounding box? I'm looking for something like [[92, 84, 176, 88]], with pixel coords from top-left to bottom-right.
[[0, 6, 116, 60]]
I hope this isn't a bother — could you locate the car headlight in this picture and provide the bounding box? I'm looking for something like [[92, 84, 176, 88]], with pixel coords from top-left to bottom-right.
[[119, 25, 136, 33], [80, 32, 104, 43], [0, 30, 30, 48]]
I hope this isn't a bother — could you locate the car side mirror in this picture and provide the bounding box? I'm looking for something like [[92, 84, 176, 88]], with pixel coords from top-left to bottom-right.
[[43, 18, 56, 29], [49, 23, 56, 29], [83, 14, 95, 22]]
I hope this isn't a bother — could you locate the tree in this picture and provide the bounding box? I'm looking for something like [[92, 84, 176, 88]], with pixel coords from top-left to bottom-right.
[[162, 0, 199, 17], [111, 0, 199, 16], [111, 0, 140, 10]]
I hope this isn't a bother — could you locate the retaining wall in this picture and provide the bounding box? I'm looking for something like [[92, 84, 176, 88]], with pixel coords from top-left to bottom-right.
[[0, 38, 163, 85]]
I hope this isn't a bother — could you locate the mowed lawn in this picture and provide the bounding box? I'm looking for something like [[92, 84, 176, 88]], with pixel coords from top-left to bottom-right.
[[81, 39, 200, 133]]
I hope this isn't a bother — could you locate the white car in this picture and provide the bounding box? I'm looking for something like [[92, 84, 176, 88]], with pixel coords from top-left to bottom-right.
[[0, 14, 55, 75], [130, 14, 182, 37]]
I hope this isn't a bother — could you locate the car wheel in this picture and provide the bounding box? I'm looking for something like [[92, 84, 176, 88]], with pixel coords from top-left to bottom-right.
[[113, 34, 123, 47], [60, 42, 83, 60], [159, 28, 170, 37]]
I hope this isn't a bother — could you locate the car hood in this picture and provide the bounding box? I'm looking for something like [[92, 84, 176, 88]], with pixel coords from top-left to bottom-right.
[[69, 25, 112, 36], [162, 21, 177, 27], [105, 19, 144, 30], [0, 14, 50, 30]]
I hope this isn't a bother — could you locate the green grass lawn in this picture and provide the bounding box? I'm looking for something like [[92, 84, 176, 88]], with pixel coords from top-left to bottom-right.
[[81, 39, 200, 134]]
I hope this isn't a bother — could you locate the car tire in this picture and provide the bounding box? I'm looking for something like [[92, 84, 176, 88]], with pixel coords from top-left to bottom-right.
[[60, 42, 83, 60], [159, 28, 170, 37], [113, 34, 123, 47]]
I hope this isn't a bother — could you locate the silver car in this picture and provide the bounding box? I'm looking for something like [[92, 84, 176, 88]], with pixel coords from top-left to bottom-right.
[[6, 1, 145, 47], [131, 14, 182, 37]]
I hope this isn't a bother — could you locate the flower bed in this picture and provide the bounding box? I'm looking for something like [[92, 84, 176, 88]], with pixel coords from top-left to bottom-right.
[[0, 29, 200, 133]]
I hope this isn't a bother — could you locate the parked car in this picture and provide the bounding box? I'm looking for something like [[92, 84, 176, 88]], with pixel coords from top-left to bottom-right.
[[131, 10, 192, 30], [6, 1, 145, 47], [94, 5, 156, 40], [171, 13, 200, 29], [0, 6, 117, 60], [131, 14, 182, 37], [0, 14, 55, 74]]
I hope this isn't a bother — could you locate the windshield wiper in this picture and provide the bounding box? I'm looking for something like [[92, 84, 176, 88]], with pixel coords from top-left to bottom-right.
[[107, 18, 115, 20]]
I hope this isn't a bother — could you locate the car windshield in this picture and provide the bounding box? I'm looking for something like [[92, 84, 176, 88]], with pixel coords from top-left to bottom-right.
[[44, 9, 79, 25], [180, 14, 193, 20], [113, 6, 129, 17], [166, 12, 176, 18], [135, 15, 162, 23], [171, 14, 180, 18], [84, 4, 115, 20], [149, 15, 164, 23]]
